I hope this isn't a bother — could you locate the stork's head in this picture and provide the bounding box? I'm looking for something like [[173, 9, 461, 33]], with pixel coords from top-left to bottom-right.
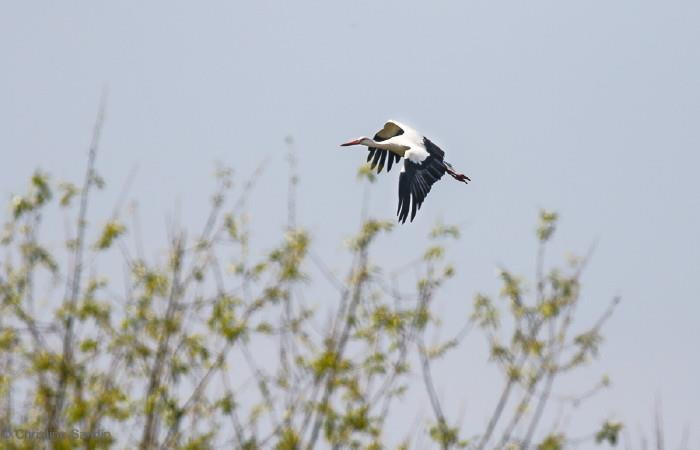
[[340, 137, 371, 147]]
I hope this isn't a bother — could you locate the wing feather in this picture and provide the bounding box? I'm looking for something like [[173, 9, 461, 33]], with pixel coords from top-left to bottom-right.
[[397, 156, 447, 224], [378, 150, 388, 172], [367, 122, 405, 174], [372, 150, 382, 168], [423, 137, 445, 159], [375, 121, 404, 141], [367, 149, 375, 162], [387, 152, 398, 172]]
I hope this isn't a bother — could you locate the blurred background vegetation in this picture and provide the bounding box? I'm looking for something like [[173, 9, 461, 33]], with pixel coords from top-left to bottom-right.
[[5, 110, 682, 450]]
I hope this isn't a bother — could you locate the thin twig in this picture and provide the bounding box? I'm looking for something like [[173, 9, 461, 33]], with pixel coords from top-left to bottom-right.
[[50, 91, 107, 433]]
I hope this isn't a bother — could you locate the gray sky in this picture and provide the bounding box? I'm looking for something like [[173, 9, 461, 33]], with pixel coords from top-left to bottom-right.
[[2, 0, 699, 445]]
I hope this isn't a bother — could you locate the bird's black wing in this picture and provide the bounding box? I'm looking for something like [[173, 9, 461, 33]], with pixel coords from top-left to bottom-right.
[[397, 156, 446, 223], [422, 136, 445, 159], [367, 121, 403, 174]]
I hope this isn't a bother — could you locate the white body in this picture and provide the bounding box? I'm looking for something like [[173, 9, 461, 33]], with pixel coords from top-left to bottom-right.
[[371, 120, 430, 164]]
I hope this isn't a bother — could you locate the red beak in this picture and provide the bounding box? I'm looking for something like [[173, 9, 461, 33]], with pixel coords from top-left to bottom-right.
[[340, 139, 361, 147]]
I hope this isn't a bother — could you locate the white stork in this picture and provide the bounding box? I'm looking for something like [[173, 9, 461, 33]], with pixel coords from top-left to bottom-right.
[[341, 120, 470, 223]]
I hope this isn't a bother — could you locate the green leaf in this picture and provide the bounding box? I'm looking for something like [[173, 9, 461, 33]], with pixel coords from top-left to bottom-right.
[[595, 421, 623, 445], [538, 434, 565, 450], [95, 220, 126, 249], [58, 181, 79, 207], [537, 209, 558, 242], [357, 163, 377, 183]]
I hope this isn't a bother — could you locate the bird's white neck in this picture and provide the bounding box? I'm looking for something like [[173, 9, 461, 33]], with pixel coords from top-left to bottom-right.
[[361, 138, 407, 155], [362, 138, 386, 148]]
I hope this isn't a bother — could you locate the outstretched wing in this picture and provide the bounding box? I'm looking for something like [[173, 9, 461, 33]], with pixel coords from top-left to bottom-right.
[[367, 121, 403, 174], [397, 156, 446, 223], [422, 136, 445, 159]]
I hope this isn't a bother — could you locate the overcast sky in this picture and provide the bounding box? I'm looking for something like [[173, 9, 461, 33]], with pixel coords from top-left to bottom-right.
[[2, 0, 699, 446]]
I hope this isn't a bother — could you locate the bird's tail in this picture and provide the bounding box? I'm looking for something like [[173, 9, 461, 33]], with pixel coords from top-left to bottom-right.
[[443, 161, 470, 184]]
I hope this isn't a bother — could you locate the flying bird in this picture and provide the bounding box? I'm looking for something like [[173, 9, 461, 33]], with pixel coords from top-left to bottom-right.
[[341, 120, 470, 223]]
